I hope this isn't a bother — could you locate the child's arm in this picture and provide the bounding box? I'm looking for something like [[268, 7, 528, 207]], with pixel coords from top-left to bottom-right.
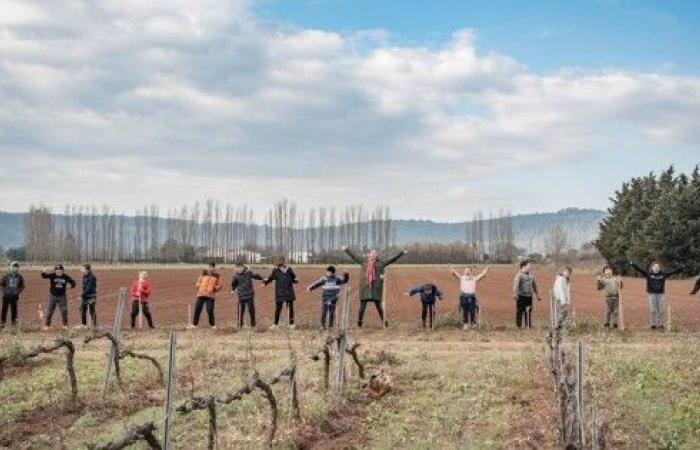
[[231, 276, 239, 293], [512, 273, 521, 299], [341, 272, 350, 284], [407, 286, 421, 297], [436, 287, 444, 300], [289, 268, 299, 284], [664, 266, 684, 278], [449, 266, 460, 279], [252, 272, 265, 281], [308, 278, 323, 292], [67, 275, 77, 289], [476, 266, 489, 281], [262, 269, 276, 286], [630, 263, 648, 277]]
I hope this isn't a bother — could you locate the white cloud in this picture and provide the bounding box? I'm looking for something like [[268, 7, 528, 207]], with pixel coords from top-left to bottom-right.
[[0, 0, 698, 220]]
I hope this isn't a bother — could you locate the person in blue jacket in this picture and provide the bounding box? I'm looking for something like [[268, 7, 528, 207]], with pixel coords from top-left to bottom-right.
[[406, 283, 443, 329], [308, 266, 350, 330]]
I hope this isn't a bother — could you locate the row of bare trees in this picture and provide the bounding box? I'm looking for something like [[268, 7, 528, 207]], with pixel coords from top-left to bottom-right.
[[466, 210, 517, 263], [23, 200, 396, 264]]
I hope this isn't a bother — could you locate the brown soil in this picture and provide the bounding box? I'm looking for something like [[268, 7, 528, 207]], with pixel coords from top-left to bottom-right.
[[14, 266, 700, 330]]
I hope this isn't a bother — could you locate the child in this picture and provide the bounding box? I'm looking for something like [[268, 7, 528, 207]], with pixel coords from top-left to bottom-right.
[[130, 271, 154, 329], [0, 262, 25, 328], [41, 265, 76, 331], [630, 261, 682, 330], [308, 266, 350, 330], [231, 262, 264, 329], [691, 277, 700, 296], [188, 262, 221, 329], [406, 283, 443, 329], [597, 266, 623, 329], [451, 265, 489, 329], [552, 266, 572, 327], [263, 257, 299, 330], [344, 247, 407, 327], [77, 264, 97, 329], [512, 260, 541, 329]]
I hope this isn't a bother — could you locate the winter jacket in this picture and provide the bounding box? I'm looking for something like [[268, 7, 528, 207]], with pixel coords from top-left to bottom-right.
[[130, 279, 152, 303], [0, 272, 25, 297], [692, 277, 700, 295], [552, 275, 571, 305], [597, 276, 622, 298], [408, 284, 443, 304], [345, 248, 405, 301], [82, 272, 97, 299], [309, 273, 350, 305], [513, 272, 538, 298], [196, 272, 222, 298], [264, 266, 298, 303], [41, 272, 76, 297], [231, 268, 264, 301], [631, 263, 682, 294]]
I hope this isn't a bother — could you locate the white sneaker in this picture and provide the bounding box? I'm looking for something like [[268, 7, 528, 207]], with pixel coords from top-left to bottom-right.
[[269, 324, 279, 331], [74, 324, 87, 330], [210, 325, 217, 330], [462, 324, 468, 330], [61, 326, 68, 331], [41, 325, 50, 332], [186, 324, 196, 330], [288, 324, 296, 330]]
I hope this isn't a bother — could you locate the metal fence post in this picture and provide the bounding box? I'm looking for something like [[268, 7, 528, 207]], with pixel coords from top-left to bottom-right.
[[104, 288, 126, 391]]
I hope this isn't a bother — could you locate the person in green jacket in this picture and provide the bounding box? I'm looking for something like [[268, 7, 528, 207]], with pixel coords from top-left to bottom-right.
[[344, 246, 407, 327]]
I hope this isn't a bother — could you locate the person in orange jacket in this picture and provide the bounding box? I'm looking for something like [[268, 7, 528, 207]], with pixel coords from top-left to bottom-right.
[[188, 262, 221, 329], [130, 271, 154, 329]]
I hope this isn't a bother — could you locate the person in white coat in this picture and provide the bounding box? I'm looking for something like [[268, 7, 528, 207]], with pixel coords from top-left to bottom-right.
[[552, 266, 572, 328]]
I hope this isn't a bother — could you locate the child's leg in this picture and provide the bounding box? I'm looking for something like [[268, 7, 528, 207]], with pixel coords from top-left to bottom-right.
[[421, 303, 428, 328], [80, 299, 88, 326], [46, 296, 58, 326], [192, 297, 205, 326], [288, 301, 295, 325], [89, 301, 97, 326], [206, 299, 215, 326], [274, 302, 283, 326], [239, 301, 247, 327], [143, 303, 154, 328], [329, 303, 337, 327], [130, 301, 139, 328], [58, 296, 68, 326], [248, 299, 256, 327]]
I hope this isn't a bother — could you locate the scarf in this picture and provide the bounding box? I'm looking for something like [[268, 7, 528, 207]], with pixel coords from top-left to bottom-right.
[[366, 255, 377, 285]]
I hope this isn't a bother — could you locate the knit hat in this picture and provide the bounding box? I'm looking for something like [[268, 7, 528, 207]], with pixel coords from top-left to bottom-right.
[[55, 264, 64, 271], [326, 265, 336, 274], [10, 261, 19, 269], [83, 263, 91, 271]]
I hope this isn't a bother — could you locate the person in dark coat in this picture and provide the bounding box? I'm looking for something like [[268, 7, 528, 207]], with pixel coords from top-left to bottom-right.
[[231, 261, 264, 328], [0, 262, 25, 328], [263, 257, 299, 330], [344, 247, 407, 327], [77, 264, 98, 329]]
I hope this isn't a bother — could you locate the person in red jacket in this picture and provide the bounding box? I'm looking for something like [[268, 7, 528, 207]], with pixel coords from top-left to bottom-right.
[[130, 271, 154, 329]]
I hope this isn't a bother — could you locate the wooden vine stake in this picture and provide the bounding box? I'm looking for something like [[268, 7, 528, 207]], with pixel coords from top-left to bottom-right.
[[104, 288, 126, 391], [162, 331, 177, 450]]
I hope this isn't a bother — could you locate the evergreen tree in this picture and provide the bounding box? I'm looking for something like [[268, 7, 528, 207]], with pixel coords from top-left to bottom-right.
[[595, 165, 699, 275]]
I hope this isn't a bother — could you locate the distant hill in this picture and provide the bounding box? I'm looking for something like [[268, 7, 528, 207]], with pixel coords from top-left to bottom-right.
[[393, 208, 607, 252], [0, 208, 605, 252]]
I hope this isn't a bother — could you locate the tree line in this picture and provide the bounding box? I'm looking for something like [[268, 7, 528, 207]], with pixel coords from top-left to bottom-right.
[[19, 200, 528, 264], [22, 200, 397, 264], [595, 165, 700, 276]]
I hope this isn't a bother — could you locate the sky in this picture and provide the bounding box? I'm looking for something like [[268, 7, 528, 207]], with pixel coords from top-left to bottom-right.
[[0, 0, 698, 222]]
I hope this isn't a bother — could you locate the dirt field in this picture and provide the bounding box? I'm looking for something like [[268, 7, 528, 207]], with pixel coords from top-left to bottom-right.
[[12, 265, 700, 330]]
